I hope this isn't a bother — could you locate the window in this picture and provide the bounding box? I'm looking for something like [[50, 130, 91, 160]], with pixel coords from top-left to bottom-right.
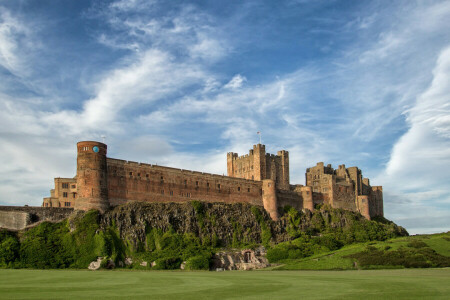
[[71, 184, 76, 188], [146, 174, 149, 178], [62, 183, 69, 189], [64, 202, 70, 207], [238, 187, 241, 191], [306, 191, 310, 195], [252, 175, 254, 180], [248, 188, 250, 192], [207, 182, 210, 188], [72, 193, 76, 198], [82, 146, 90, 151], [217, 184, 221, 189], [63, 192, 68, 198], [137, 173, 140, 177], [196, 181, 199, 186], [170, 191, 173, 196], [129, 172, 133, 176], [186, 193, 191, 198]]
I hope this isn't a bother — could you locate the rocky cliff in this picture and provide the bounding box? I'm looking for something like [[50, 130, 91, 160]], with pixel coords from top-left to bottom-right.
[[100, 201, 286, 249], [98, 202, 407, 250]]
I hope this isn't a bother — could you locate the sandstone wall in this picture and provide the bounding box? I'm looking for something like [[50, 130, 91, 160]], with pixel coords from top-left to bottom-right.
[[106, 158, 264, 208], [0, 206, 74, 230]]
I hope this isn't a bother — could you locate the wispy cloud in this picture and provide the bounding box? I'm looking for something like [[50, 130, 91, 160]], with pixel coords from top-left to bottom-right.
[[0, 0, 449, 234]]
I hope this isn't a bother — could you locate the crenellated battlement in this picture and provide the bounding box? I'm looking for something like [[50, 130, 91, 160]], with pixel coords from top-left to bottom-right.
[[43, 141, 383, 221]]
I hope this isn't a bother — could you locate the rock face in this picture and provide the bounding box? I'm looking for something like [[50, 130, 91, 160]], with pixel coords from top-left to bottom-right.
[[100, 202, 287, 249], [98, 202, 407, 250], [211, 247, 269, 270]]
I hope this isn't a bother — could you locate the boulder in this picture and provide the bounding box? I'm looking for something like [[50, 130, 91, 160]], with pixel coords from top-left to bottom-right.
[[105, 259, 115, 269], [125, 257, 133, 266], [88, 257, 103, 270], [180, 261, 186, 270], [140, 261, 148, 267]]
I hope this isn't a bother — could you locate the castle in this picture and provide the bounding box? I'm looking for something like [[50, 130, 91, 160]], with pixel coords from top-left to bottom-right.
[[42, 141, 383, 220]]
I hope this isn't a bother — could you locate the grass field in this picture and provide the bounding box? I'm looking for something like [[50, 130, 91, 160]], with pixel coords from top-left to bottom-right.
[[0, 268, 449, 299]]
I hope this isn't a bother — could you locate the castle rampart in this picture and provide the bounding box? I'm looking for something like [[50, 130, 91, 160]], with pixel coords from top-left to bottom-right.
[[42, 142, 384, 221]]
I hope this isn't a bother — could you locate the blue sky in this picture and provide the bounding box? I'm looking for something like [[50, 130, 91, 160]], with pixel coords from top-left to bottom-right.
[[1, 0, 449, 234]]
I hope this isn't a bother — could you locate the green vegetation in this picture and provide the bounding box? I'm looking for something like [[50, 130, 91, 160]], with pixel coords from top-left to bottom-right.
[[2, 203, 444, 272], [272, 231, 450, 270], [0, 209, 216, 270], [0, 269, 449, 299]]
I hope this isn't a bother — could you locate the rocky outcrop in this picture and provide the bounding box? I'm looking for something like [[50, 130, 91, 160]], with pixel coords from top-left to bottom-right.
[[211, 247, 269, 270], [88, 257, 103, 270], [100, 202, 287, 249]]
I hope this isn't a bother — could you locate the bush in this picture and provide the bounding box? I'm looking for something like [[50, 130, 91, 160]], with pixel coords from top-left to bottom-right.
[[185, 254, 210, 270], [152, 256, 182, 270], [407, 240, 428, 248], [0, 231, 19, 267], [266, 247, 290, 262]]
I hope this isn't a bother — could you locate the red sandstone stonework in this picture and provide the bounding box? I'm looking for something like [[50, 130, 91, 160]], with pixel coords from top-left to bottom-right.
[[43, 141, 384, 220]]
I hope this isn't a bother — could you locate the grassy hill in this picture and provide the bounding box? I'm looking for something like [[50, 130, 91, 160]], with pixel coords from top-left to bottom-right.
[[270, 231, 450, 270], [2, 202, 442, 271]]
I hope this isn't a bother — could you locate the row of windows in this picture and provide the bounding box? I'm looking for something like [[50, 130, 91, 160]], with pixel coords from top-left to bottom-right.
[[63, 202, 71, 207], [62, 192, 76, 198], [61, 183, 76, 189], [81, 146, 90, 151]]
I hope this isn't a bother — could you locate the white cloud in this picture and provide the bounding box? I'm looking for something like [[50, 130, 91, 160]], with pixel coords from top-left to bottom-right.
[[0, 8, 31, 76], [224, 74, 247, 89], [378, 46, 450, 233]]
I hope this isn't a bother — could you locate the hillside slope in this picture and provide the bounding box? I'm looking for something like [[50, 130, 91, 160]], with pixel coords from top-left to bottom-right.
[[0, 202, 408, 270], [271, 231, 450, 270]]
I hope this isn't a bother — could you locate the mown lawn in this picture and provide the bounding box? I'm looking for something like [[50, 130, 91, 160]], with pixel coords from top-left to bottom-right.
[[0, 268, 449, 299]]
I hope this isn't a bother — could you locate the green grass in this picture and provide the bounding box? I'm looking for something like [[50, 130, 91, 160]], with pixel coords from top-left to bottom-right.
[[273, 231, 450, 270], [0, 268, 449, 299]]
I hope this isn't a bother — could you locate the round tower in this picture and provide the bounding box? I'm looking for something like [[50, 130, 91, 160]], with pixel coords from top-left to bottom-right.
[[74, 141, 109, 212], [262, 179, 279, 221]]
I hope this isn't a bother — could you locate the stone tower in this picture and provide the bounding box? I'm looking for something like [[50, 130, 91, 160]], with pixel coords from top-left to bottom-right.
[[74, 141, 109, 212]]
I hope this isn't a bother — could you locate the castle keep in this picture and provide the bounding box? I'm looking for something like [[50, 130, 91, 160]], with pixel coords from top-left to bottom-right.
[[43, 141, 384, 220]]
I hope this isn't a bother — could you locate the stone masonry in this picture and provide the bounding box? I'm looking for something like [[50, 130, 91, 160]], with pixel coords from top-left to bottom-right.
[[42, 141, 384, 220]]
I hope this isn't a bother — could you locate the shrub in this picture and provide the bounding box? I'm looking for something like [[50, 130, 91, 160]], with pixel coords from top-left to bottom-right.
[[407, 240, 428, 248], [185, 254, 210, 270]]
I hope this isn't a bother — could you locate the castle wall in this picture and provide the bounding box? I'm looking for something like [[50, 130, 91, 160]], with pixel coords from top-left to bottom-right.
[[276, 190, 303, 211], [106, 158, 264, 208], [370, 186, 383, 218], [0, 206, 73, 230]]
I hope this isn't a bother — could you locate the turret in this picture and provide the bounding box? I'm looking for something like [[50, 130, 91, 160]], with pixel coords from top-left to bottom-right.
[[262, 179, 278, 220], [74, 141, 109, 212]]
